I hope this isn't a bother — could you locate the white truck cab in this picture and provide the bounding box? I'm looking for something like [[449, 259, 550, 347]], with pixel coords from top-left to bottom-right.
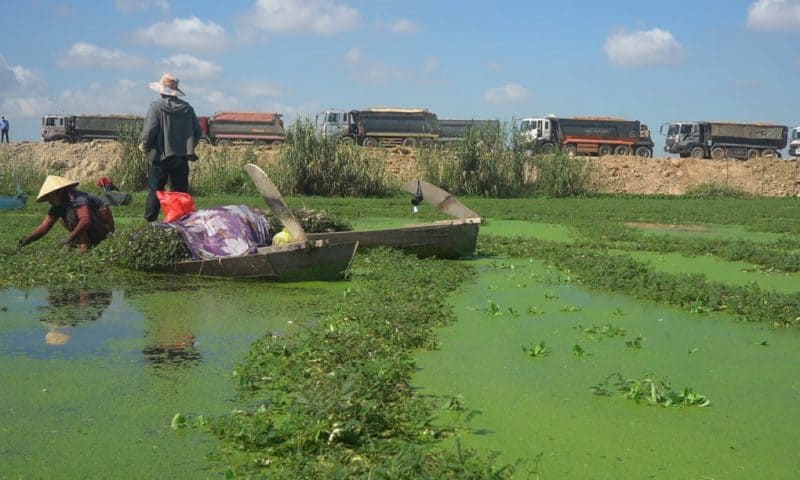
[[315, 109, 351, 138], [519, 117, 553, 144], [790, 126, 800, 157], [41, 115, 67, 141]]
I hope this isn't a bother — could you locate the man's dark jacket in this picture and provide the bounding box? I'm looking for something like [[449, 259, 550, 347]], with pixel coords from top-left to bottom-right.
[[141, 96, 201, 161]]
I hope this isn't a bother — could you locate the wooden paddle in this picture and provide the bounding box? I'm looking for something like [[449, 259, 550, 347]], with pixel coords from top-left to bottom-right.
[[245, 164, 308, 243], [402, 179, 481, 220]]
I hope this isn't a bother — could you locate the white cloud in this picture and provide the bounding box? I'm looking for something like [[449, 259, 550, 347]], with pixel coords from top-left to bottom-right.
[[245, 0, 359, 34], [1, 96, 56, 118], [115, 0, 169, 12], [136, 17, 228, 51], [58, 79, 147, 115], [0, 58, 35, 94], [747, 0, 800, 30], [344, 47, 362, 64], [487, 61, 503, 72], [59, 42, 147, 69], [162, 54, 222, 79], [241, 82, 288, 97], [483, 84, 532, 104], [603, 28, 683, 67], [0, 56, 51, 118], [341, 48, 409, 84], [383, 18, 420, 33], [422, 57, 440, 74]]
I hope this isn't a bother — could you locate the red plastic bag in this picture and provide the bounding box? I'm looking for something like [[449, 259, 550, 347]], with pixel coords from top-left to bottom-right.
[[156, 190, 196, 223]]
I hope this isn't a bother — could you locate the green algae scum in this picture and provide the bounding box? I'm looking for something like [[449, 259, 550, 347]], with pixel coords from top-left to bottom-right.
[[2, 196, 800, 478]]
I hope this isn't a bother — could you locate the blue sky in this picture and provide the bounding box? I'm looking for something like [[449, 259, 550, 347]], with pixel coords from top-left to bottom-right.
[[1, 0, 798, 145]]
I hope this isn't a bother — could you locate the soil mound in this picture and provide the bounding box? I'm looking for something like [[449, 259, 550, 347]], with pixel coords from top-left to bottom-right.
[[4, 142, 799, 197]]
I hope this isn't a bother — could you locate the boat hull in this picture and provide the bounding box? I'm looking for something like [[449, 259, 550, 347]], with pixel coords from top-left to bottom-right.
[[308, 219, 479, 259], [171, 240, 358, 281]]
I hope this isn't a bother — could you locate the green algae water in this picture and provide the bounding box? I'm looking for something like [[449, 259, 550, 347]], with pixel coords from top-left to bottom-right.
[[0, 282, 338, 479], [414, 258, 800, 479]]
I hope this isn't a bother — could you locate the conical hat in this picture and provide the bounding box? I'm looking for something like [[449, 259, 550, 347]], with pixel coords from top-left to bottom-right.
[[36, 175, 79, 202]]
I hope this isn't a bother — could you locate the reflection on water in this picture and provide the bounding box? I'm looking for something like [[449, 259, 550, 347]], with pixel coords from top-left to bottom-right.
[[38, 287, 113, 346], [0, 283, 327, 478], [142, 335, 202, 368]]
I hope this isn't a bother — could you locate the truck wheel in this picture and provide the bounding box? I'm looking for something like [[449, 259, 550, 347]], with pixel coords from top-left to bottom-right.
[[690, 147, 705, 159], [635, 146, 652, 158], [271, 141, 283, 147], [761, 149, 777, 158], [747, 149, 759, 160], [564, 144, 578, 156], [402, 138, 416, 147], [253, 140, 267, 146], [615, 145, 631, 156], [216, 139, 232, 147], [541, 143, 556, 154], [363, 137, 379, 148], [711, 147, 726, 160], [339, 136, 356, 146], [598, 145, 613, 156], [419, 138, 435, 148], [197, 137, 210, 145]]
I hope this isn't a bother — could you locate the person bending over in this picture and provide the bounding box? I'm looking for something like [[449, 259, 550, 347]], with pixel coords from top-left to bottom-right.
[[18, 175, 115, 252]]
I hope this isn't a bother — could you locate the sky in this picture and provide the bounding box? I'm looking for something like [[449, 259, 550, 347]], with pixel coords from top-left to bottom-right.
[[1, 0, 799, 147]]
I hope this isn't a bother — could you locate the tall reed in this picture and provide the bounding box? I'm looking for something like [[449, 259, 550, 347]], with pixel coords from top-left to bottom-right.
[[272, 119, 390, 197], [417, 122, 528, 197]]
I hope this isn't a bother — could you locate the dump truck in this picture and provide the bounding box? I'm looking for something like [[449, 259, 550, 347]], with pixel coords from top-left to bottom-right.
[[790, 126, 800, 158], [661, 121, 788, 160], [438, 119, 501, 144], [41, 114, 143, 142], [316, 108, 440, 147], [198, 111, 285, 146], [520, 116, 654, 157]]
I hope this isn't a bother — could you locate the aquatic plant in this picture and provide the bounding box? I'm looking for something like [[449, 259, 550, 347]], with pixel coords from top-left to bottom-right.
[[578, 323, 627, 339], [199, 249, 514, 477], [625, 336, 645, 349], [560, 305, 582, 312], [591, 373, 711, 408], [523, 340, 550, 357], [479, 236, 800, 327], [572, 344, 590, 358]]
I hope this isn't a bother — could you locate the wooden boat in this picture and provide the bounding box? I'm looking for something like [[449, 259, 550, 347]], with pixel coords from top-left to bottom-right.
[[172, 165, 358, 281], [0, 176, 27, 210], [171, 239, 358, 281], [307, 180, 482, 259]]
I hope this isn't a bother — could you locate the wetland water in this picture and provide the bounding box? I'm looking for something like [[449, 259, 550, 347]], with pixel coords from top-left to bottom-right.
[[0, 282, 337, 479], [414, 258, 800, 479]]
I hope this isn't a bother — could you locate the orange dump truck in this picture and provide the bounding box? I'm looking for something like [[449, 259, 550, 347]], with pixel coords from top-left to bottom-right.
[[198, 111, 285, 146]]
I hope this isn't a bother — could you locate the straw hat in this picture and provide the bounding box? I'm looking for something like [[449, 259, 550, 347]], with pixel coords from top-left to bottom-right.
[[36, 175, 79, 202], [148, 73, 185, 97]]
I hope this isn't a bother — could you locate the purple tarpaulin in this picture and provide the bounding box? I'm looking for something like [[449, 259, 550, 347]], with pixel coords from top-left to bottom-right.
[[167, 205, 272, 260]]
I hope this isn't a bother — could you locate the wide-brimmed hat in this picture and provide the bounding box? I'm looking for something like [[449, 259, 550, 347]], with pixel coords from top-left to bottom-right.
[[148, 73, 185, 97], [36, 175, 79, 202]]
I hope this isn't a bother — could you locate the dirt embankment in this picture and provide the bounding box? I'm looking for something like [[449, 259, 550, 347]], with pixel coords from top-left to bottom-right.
[[4, 141, 800, 197]]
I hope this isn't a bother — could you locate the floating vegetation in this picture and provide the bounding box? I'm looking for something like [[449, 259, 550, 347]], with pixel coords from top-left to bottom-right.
[[102, 224, 192, 271], [591, 373, 711, 408], [577, 323, 627, 339], [197, 249, 513, 477], [544, 291, 559, 299], [479, 236, 800, 327], [523, 340, 550, 358], [755, 339, 769, 346], [572, 344, 590, 358], [625, 336, 645, 349], [527, 306, 545, 315], [487, 299, 503, 316], [612, 307, 626, 316], [560, 305, 582, 313]]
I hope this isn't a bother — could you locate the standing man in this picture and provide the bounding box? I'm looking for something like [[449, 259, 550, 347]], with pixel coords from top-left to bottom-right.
[[0, 116, 9, 143], [141, 73, 201, 222]]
